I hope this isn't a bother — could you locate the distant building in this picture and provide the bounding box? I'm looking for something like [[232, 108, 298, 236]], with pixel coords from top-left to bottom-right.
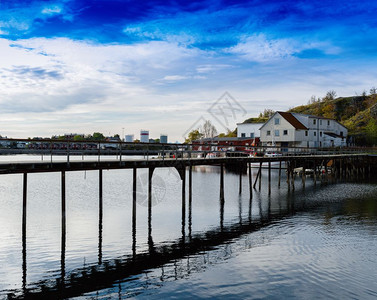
[[260, 112, 347, 148], [237, 123, 264, 138], [160, 134, 168, 143], [140, 130, 149, 143], [125, 134, 134, 142]]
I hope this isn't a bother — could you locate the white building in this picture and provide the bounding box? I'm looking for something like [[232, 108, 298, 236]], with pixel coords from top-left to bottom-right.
[[140, 130, 149, 143], [260, 112, 347, 148], [125, 134, 134, 142], [237, 123, 264, 138]]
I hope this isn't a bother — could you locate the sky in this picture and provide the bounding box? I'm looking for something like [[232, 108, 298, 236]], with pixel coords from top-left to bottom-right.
[[1, 0, 377, 141]]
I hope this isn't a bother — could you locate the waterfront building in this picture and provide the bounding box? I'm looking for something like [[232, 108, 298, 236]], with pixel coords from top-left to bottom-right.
[[160, 134, 168, 144], [140, 130, 149, 143], [260, 112, 347, 148], [237, 123, 264, 139], [125, 134, 134, 142]]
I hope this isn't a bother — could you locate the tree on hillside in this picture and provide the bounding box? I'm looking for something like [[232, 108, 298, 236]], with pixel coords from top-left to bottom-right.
[[370, 87, 377, 95], [323, 90, 337, 101], [258, 109, 275, 118]]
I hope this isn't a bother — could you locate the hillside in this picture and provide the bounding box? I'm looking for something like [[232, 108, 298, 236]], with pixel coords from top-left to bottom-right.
[[238, 94, 377, 145], [288, 94, 377, 145]]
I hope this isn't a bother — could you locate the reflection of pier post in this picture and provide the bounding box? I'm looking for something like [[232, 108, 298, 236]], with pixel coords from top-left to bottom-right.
[[98, 169, 103, 265], [22, 173, 27, 293]]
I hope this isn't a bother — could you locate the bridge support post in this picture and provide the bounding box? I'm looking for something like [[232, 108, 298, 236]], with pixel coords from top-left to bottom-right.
[[148, 167, 154, 237], [61, 171, 66, 283], [181, 167, 186, 237], [98, 169, 103, 265], [188, 165, 192, 238], [239, 166, 242, 194], [248, 162, 252, 220], [22, 173, 27, 292], [132, 168, 137, 257], [61, 171, 66, 235], [22, 173, 27, 240], [253, 161, 261, 189], [278, 160, 281, 188], [220, 164, 224, 201], [268, 161, 271, 194]]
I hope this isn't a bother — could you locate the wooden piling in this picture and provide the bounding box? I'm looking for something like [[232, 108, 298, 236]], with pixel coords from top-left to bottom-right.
[[248, 163, 252, 200], [278, 160, 281, 188], [268, 161, 271, 194], [189, 165, 192, 238], [61, 171, 66, 233], [239, 166, 242, 194], [98, 169, 103, 265], [22, 173, 27, 236], [181, 167, 186, 237], [148, 168, 153, 235], [220, 164, 224, 201], [22, 173, 27, 292], [132, 168, 137, 233], [253, 161, 262, 189]]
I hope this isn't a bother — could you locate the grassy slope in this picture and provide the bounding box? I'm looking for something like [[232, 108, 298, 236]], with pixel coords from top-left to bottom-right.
[[288, 95, 377, 136]]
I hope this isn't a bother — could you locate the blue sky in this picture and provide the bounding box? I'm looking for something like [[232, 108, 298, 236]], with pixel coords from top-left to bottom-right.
[[1, 0, 377, 141]]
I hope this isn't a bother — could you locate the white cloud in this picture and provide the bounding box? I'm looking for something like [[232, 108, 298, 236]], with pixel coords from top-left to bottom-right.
[[163, 75, 188, 81], [41, 6, 62, 15], [0, 35, 374, 141], [227, 34, 298, 62]]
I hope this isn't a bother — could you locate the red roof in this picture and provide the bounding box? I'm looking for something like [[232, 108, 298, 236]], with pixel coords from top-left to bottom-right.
[[277, 111, 308, 130]]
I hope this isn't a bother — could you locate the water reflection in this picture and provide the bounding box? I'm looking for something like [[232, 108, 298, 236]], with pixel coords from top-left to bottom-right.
[[13, 182, 303, 299], [4, 165, 377, 299]]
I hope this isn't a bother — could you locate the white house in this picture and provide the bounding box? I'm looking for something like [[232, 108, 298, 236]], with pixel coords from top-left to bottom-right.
[[237, 122, 264, 139], [260, 112, 347, 148]]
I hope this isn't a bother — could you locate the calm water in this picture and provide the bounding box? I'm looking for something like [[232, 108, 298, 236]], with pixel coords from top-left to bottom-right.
[[0, 155, 376, 299]]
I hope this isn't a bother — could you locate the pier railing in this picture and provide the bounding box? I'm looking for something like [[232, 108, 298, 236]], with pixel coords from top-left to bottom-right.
[[0, 137, 375, 163]]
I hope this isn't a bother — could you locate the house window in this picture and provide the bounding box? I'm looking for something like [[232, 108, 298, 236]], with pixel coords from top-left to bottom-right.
[[305, 131, 308, 136], [283, 130, 288, 135], [340, 131, 343, 137], [313, 119, 317, 125], [267, 130, 271, 136], [320, 131, 322, 137], [241, 133, 246, 137], [250, 133, 254, 138], [328, 120, 330, 126], [320, 120, 322, 125], [314, 131, 317, 136], [275, 130, 280, 136], [274, 118, 280, 125]]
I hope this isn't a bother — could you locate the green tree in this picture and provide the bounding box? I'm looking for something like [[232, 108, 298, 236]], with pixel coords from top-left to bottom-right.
[[92, 132, 105, 140], [184, 129, 203, 143], [73, 135, 84, 141]]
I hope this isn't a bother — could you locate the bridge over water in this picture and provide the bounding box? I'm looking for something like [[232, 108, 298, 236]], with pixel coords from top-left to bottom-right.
[[1, 151, 376, 299]]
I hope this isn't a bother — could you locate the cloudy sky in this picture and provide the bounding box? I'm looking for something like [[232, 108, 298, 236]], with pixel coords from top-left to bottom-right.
[[1, 0, 377, 141]]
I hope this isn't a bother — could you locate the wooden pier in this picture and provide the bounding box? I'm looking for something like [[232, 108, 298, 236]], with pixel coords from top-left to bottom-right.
[[3, 152, 377, 299]]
